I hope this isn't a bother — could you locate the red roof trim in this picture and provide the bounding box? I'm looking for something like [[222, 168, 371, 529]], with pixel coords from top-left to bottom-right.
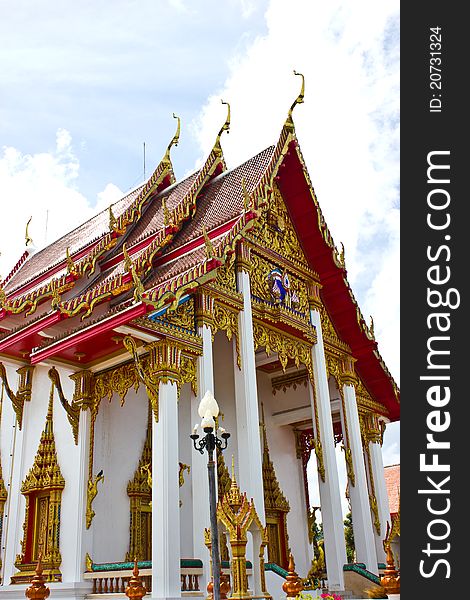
[[277, 141, 399, 420], [29, 302, 148, 364], [0, 311, 64, 353]]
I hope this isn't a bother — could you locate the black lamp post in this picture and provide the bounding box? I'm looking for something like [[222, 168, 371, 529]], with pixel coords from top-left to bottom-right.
[[191, 392, 230, 600]]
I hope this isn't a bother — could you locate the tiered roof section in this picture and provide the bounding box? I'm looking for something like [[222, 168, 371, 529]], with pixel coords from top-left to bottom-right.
[[0, 85, 399, 420]]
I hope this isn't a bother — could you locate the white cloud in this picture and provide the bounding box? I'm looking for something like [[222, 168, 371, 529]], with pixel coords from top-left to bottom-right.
[[193, 0, 399, 377], [193, 0, 400, 467], [0, 130, 123, 280]]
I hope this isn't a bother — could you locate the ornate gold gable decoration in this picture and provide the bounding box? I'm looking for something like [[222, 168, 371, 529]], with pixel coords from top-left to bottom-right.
[[13, 385, 65, 584], [127, 402, 152, 562], [0, 362, 35, 429], [247, 185, 311, 275], [0, 385, 8, 578], [261, 407, 290, 569]]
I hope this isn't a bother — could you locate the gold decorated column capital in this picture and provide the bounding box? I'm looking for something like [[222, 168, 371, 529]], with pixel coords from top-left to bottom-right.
[[195, 291, 215, 329], [70, 370, 95, 411], [340, 355, 357, 386], [148, 339, 183, 385], [361, 412, 385, 446], [236, 241, 252, 274], [307, 281, 322, 311]]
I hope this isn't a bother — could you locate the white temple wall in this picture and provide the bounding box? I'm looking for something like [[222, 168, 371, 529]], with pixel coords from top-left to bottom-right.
[[0, 362, 17, 495], [256, 371, 311, 578], [0, 361, 19, 580], [178, 382, 194, 558], [212, 332, 238, 478], [47, 365, 83, 582], [92, 386, 148, 563]]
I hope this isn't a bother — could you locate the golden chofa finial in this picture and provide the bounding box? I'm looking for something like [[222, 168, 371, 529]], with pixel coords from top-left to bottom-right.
[[163, 113, 181, 165], [213, 99, 230, 156], [25, 216, 33, 247], [286, 70, 305, 128]]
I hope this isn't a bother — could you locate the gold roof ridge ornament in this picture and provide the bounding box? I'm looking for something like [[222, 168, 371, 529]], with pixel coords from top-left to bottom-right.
[[66, 246, 77, 276], [213, 99, 230, 157], [285, 70, 305, 130], [162, 113, 181, 166], [123, 243, 145, 302], [109, 204, 118, 233], [202, 225, 215, 260], [242, 177, 254, 212]]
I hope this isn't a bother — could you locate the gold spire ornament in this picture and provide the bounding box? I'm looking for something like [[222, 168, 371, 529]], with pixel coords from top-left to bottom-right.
[[13, 387, 65, 583], [285, 70, 305, 129]]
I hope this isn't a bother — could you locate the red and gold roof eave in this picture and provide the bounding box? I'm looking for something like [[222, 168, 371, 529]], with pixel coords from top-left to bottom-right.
[[274, 137, 400, 421], [24, 205, 259, 366], [0, 147, 229, 361]]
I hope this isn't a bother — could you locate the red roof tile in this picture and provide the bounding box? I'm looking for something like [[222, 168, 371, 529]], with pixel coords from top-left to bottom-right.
[[3, 185, 144, 295], [384, 464, 400, 516]]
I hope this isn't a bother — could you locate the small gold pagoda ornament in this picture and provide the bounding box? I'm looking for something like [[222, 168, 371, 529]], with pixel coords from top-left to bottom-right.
[[125, 559, 147, 600], [282, 554, 304, 599], [25, 555, 50, 600]]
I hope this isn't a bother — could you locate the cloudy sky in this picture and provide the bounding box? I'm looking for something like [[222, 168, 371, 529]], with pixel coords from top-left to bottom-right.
[[0, 0, 399, 494]]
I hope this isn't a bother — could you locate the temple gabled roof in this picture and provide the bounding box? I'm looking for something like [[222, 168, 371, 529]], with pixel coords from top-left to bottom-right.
[[0, 102, 399, 421]]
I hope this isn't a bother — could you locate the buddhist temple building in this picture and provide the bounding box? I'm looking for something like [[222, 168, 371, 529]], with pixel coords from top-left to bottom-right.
[[0, 80, 399, 599]]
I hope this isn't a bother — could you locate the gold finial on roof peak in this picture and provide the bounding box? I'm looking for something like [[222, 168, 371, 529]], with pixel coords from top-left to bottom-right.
[[163, 113, 181, 165], [25, 216, 33, 247], [214, 99, 230, 155], [286, 70, 305, 127]]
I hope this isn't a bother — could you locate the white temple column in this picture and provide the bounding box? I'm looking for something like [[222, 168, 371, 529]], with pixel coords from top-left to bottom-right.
[[68, 408, 92, 582], [365, 416, 390, 565], [339, 382, 378, 575], [66, 370, 94, 584], [308, 301, 347, 592], [192, 296, 214, 582], [151, 341, 182, 600], [233, 248, 265, 523], [152, 379, 181, 600], [1, 367, 32, 585]]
